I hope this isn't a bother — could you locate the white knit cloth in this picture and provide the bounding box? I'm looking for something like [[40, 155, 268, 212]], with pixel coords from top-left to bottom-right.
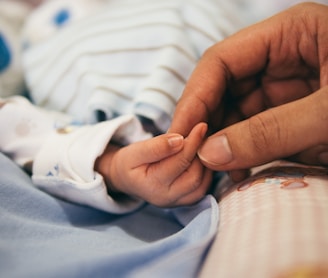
[[22, 0, 243, 132]]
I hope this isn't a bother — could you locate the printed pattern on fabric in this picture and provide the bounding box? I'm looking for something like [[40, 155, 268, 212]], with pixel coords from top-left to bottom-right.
[[237, 165, 328, 191], [200, 161, 328, 278]]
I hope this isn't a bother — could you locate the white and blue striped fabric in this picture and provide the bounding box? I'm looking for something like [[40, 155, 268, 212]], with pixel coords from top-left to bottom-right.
[[22, 0, 243, 132]]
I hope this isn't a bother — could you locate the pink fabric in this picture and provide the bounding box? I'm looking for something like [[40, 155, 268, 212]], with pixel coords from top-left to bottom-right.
[[201, 161, 328, 277]]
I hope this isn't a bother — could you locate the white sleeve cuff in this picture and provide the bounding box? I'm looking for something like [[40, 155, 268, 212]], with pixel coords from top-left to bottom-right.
[[0, 96, 71, 167], [33, 114, 152, 214]]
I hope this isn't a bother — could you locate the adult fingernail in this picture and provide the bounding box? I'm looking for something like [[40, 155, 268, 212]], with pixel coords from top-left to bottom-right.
[[319, 152, 328, 165], [168, 134, 184, 148], [198, 134, 233, 165]]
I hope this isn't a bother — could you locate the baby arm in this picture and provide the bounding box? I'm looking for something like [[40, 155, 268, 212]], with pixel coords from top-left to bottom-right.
[[0, 97, 149, 213], [95, 123, 213, 207]]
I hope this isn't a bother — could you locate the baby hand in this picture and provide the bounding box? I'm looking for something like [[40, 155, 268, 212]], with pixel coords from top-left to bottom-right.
[[96, 123, 212, 207]]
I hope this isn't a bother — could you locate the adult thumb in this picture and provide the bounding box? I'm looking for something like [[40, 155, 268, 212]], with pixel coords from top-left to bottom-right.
[[197, 87, 328, 171]]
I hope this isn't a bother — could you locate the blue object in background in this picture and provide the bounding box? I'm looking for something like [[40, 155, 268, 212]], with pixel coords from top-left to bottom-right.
[[53, 8, 71, 26], [0, 33, 11, 73]]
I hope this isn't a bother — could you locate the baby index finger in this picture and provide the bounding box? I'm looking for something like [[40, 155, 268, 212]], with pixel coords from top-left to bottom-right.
[[126, 133, 184, 167], [149, 122, 208, 186]]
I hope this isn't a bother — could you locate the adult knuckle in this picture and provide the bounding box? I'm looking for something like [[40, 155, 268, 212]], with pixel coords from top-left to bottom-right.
[[248, 110, 284, 155], [203, 45, 216, 58], [317, 88, 328, 141]]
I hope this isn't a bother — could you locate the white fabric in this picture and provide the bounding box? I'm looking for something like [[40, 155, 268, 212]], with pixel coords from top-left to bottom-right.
[[33, 115, 150, 213], [0, 96, 71, 166], [0, 96, 149, 213], [1, 0, 246, 213], [22, 0, 244, 132]]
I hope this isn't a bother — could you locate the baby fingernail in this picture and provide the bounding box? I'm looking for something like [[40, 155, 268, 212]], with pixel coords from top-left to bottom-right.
[[198, 134, 233, 165], [168, 134, 184, 147]]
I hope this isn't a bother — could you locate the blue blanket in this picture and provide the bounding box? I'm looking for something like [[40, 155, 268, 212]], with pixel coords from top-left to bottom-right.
[[0, 153, 219, 278]]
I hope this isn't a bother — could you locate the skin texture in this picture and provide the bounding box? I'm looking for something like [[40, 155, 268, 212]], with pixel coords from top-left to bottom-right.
[[95, 122, 213, 207], [169, 3, 328, 181]]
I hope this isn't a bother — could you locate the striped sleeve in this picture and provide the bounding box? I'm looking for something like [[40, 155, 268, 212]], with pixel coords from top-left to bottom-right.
[[22, 0, 245, 132]]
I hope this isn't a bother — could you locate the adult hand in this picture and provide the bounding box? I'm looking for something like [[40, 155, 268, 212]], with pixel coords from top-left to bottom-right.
[[170, 3, 328, 180]]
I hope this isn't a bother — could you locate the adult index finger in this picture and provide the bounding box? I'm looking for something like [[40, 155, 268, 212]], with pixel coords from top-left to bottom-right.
[[170, 17, 271, 136]]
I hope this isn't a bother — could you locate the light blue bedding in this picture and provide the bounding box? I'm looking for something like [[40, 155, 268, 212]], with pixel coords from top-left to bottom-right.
[[0, 153, 219, 278]]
